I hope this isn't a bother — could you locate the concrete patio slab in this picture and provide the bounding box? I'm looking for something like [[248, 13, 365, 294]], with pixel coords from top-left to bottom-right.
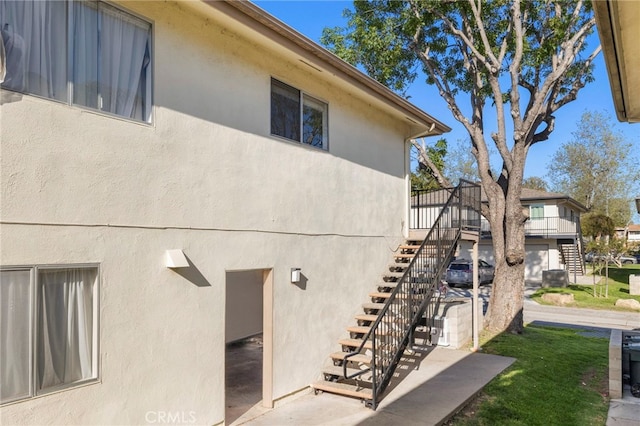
[[233, 347, 515, 426]]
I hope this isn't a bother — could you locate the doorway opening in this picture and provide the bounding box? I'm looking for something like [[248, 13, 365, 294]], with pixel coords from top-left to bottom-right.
[[225, 269, 273, 424]]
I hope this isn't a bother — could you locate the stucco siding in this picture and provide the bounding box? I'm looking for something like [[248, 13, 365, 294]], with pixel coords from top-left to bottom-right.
[[0, 2, 416, 424]]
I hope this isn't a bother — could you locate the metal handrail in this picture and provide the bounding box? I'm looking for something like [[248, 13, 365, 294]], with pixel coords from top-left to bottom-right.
[[342, 181, 480, 409]]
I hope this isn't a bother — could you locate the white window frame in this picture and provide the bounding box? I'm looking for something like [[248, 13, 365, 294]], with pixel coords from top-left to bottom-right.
[[530, 204, 545, 220], [270, 78, 329, 150], [0, 0, 153, 124], [0, 264, 100, 405]]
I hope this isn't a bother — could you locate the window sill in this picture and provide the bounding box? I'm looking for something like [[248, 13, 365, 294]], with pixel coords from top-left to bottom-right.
[[0, 378, 101, 407]]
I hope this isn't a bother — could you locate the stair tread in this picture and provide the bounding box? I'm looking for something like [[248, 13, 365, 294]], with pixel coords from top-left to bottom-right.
[[347, 324, 405, 336], [321, 364, 369, 378], [371, 291, 413, 298], [338, 338, 374, 350], [378, 281, 399, 289], [394, 253, 416, 259], [330, 352, 372, 364], [355, 314, 379, 322], [384, 272, 405, 278], [399, 245, 421, 250], [347, 325, 371, 334], [388, 263, 409, 270], [370, 291, 392, 299], [362, 302, 386, 311], [312, 381, 373, 399]]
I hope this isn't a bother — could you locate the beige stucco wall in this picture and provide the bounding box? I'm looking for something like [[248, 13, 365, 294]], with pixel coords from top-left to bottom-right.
[[0, 1, 423, 424]]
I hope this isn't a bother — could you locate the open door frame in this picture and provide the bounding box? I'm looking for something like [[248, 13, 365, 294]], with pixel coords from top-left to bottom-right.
[[262, 269, 273, 408]]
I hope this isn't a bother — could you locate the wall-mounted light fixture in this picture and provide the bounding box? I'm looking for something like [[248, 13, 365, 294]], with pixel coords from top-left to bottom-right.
[[165, 249, 189, 268], [291, 268, 301, 283]]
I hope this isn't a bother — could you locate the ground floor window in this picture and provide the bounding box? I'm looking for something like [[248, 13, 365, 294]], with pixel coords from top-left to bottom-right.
[[0, 265, 99, 404]]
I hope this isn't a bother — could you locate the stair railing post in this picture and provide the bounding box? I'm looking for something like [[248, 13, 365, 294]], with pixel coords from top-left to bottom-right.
[[371, 327, 376, 409], [452, 182, 463, 228]]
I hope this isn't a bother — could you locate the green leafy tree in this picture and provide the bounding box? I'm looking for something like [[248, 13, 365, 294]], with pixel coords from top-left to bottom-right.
[[411, 138, 447, 190], [548, 110, 639, 227], [322, 0, 599, 333], [522, 176, 548, 191], [581, 213, 615, 240]]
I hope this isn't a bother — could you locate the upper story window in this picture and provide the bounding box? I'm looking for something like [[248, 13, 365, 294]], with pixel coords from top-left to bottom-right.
[[1, 0, 152, 123], [529, 204, 544, 220], [1, 265, 99, 404], [270, 78, 328, 150]]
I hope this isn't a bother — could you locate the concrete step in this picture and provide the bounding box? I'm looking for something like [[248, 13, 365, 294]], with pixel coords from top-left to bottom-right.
[[312, 381, 373, 399]]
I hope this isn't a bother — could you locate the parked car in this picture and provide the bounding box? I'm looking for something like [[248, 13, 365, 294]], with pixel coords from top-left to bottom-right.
[[446, 259, 495, 286], [620, 255, 638, 264]]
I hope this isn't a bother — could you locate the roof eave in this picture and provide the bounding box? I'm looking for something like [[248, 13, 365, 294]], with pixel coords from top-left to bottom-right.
[[593, 0, 627, 122], [201, 0, 451, 135], [593, 0, 640, 123]]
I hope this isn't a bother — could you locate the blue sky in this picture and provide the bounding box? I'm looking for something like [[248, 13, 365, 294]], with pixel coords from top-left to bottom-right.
[[255, 0, 639, 183]]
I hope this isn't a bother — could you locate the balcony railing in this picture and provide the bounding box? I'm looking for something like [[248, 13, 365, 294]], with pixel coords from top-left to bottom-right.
[[410, 182, 482, 231], [411, 194, 580, 239], [480, 216, 580, 238]]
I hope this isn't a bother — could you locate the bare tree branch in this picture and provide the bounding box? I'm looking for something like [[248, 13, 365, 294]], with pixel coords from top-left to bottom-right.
[[467, 0, 501, 70], [411, 139, 452, 188]]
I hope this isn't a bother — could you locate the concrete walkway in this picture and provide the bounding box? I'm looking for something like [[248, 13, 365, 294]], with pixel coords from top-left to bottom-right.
[[524, 300, 640, 331], [234, 347, 515, 425], [232, 284, 639, 426]]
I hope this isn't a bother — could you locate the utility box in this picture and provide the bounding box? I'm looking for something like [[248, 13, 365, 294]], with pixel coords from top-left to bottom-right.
[[629, 345, 640, 386], [430, 315, 450, 347], [542, 269, 569, 288]]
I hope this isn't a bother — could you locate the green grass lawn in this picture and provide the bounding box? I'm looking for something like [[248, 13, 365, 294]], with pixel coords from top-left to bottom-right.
[[531, 264, 640, 311], [448, 325, 609, 425]]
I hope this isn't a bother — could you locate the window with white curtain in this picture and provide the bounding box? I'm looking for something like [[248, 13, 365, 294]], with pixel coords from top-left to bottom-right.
[[0, 265, 99, 404], [0, 0, 152, 123], [270, 78, 328, 150]]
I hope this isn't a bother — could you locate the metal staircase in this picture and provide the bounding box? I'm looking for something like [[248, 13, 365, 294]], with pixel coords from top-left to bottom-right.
[[559, 217, 586, 277], [312, 181, 480, 409], [559, 240, 585, 276]]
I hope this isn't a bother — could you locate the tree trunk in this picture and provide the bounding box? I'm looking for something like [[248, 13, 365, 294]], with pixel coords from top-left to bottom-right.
[[483, 153, 528, 333], [485, 253, 526, 333]]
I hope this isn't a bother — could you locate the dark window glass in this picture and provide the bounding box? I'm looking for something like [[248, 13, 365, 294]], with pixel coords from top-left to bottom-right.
[[270, 79, 300, 142]]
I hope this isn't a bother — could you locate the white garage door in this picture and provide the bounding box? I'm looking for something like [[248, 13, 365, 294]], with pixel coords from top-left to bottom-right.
[[526, 244, 549, 281]]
